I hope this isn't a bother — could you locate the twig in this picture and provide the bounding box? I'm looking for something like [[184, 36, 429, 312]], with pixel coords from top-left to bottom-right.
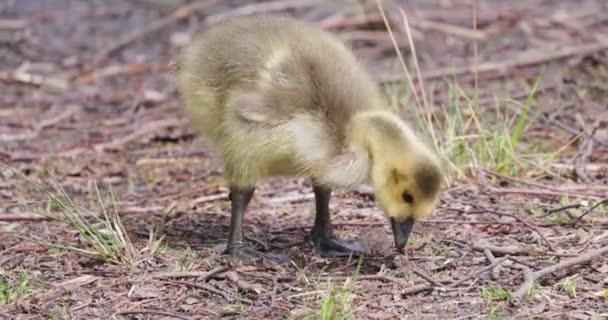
[[77, 62, 170, 84], [402, 257, 508, 296], [422, 219, 521, 226], [401, 283, 434, 295], [481, 168, 566, 192], [36, 104, 80, 131], [472, 241, 573, 257], [0, 205, 164, 222], [472, 0, 479, 99], [447, 257, 509, 288], [379, 39, 608, 83], [512, 245, 608, 301], [487, 187, 602, 199], [189, 192, 229, 206], [115, 309, 193, 320], [0, 18, 27, 30], [411, 266, 444, 287], [398, 7, 437, 148], [93, 0, 220, 66], [573, 199, 608, 225], [375, 0, 423, 111], [94, 118, 188, 152], [544, 204, 581, 214], [482, 249, 502, 280], [149, 265, 228, 280], [160, 279, 230, 301], [466, 209, 557, 252], [268, 193, 314, 204], [0, 69, 69, 91], [573, 121, 597, 182], [270, 276, 279, 308], [409, 16, 487, 40], [206, 0, 322, 25], [217, 271, 262, 295], [549, 162, 608, 173]]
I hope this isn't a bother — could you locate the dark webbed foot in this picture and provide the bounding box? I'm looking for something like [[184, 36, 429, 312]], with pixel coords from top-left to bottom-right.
[[224, 186, 289, 263], [224, 243, 288, 263], [309, 183, 367, 258], [311, 234, 366, 257]]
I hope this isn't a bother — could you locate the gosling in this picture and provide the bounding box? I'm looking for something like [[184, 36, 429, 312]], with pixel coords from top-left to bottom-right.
[[176, 15, 443, 260]]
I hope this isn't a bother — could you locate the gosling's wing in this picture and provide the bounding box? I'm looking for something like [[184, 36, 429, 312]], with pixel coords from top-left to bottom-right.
[[228, 89, 295, 126]]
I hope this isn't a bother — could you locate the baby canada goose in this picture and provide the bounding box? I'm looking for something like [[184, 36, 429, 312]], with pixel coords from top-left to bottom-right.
[[177, 16, 443, 260]]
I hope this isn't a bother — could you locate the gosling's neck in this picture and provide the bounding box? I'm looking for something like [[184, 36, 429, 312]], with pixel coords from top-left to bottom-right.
[[311, 110, 404, 190], [348, 110, 412, 156]]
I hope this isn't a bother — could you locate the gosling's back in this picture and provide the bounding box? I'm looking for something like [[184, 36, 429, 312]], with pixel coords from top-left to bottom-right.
[[178, 16, 387, 136], [177, 16, 388, 186]]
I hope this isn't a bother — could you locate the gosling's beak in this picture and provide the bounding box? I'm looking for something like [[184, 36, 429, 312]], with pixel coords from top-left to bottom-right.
[[390, 217, 415, 251]]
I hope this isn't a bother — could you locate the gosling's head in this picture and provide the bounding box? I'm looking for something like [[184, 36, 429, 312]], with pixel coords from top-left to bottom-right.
[[360, 113, 443, 251]]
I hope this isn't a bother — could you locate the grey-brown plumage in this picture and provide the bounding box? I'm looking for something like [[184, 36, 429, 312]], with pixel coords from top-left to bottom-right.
[[177, 16, 443, 260]]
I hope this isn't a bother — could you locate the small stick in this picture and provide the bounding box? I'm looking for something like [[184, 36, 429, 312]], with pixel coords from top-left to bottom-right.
[[573, 122, 597, 182], [409, 16, 487, 40], [115, 310, 194, 320], [149, 265, 227, 280], [93, 0, 220, 66], [411, 266, 444, 287], [270, 276, 279, 307], [0, 205, 164, 222], [93, 118, 188, 152], [472, 241, 574, 258], [160, 279, 230, 300], [36, 104, 80, 131], [398, 7, 437, 148], [573, 199, 608, 225], [512, 245, 608, 301], [487, 187, 602, 199], [447, 257, 509, 288], [379, 39, 608, 83], [375, 0, 423, 110], [218, 271, 262, 295], [483, 249, 502, 280], [0, 19, 27, 30], [189, 192, 229, 206], [467, 209, 557, 252], [401, 283, 434, 295], [268, 193, 314, 204], [206, 0, 322, 25], [544, 204, 581, 215], [402, 257, 508, 296], [481, 168, 565, 191], [0, 69, 69, 91]]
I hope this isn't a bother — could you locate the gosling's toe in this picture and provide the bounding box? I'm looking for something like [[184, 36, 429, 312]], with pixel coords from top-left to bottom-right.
[[225, 244, 288, 263], [311, 234, 367, 257]]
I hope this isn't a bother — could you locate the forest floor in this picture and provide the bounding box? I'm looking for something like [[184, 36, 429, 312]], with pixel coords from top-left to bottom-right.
[[1, 0, 608, 319]]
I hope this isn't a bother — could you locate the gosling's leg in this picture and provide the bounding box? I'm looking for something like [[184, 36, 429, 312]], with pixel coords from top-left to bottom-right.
[[225, 186, 287, 262], [310, 184, 366, 257], [224, 186, 255, 258]]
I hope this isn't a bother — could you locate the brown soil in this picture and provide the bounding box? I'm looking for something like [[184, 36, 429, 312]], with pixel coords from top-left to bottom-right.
[[1, 1, 607, 319]]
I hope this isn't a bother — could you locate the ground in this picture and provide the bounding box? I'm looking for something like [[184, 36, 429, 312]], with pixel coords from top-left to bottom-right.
[[1, 0, 607, 319]]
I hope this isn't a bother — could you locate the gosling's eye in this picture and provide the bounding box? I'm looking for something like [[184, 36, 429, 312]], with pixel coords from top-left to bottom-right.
[[401, 191, 414, 204]]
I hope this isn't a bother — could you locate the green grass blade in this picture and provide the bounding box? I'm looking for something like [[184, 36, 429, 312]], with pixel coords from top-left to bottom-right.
[[511, 71, 543, 146]]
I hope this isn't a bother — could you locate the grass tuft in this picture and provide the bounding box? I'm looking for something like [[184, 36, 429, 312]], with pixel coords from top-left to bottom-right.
[[481, 282, 511, 301], [376, 1, 555, 181], [0, 270, 32, 304], [486, 305, 505, 320], [561, 276, 578, 298], [411, 72, 549, 180], [3, 163, 138, 266], [312, 257, 364, 320]]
